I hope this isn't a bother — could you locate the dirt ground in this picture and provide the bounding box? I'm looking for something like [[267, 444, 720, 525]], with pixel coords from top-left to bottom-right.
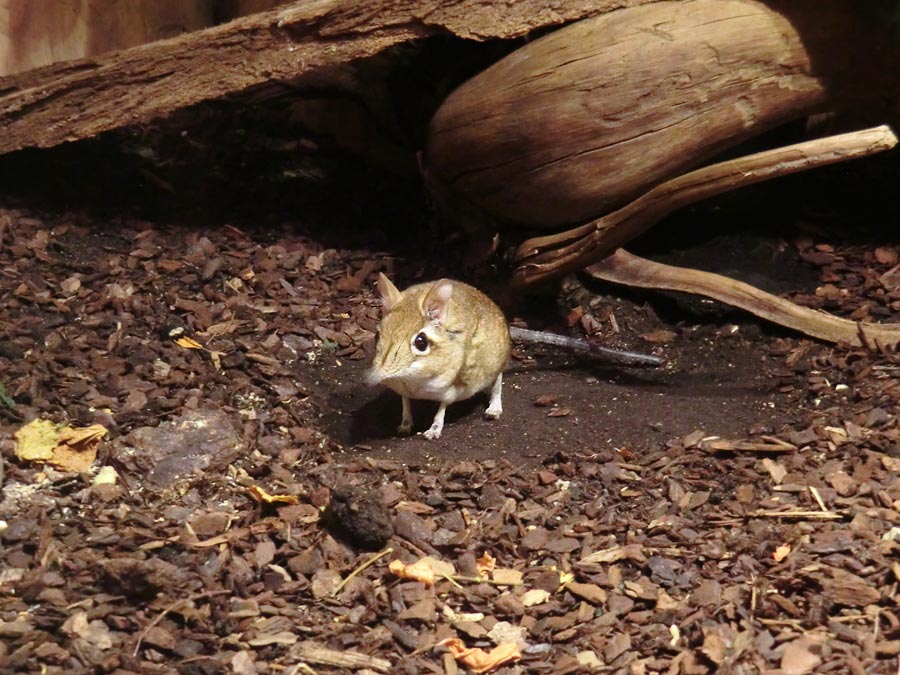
[[2, 111, 900, 675], [316, 338, 787, 465]]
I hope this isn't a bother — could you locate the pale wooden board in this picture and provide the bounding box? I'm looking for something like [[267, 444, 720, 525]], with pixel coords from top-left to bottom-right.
[[0, 0, 216, 77]]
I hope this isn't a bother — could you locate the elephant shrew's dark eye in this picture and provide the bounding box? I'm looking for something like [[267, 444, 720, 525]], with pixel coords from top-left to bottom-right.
[[413, 332, 429, 353]]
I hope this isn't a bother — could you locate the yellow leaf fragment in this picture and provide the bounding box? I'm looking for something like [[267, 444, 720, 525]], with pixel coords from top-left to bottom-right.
[[557, 571, 575, 589], [49, 444, 98, 472], [15, 420, 107, 472], [54, 423, 107, 472], [176, 336, 204, 349], [476, 551, 496, 576], [58, 424, 108, 448], [248, 485, 300, 505], [14, 419, 58, 461], [440, 638, 521, 674]]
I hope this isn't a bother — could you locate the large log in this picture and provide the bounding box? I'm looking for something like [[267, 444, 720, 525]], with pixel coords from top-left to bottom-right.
[[425, 0, 899, 230], [0, 0, 654, 156]]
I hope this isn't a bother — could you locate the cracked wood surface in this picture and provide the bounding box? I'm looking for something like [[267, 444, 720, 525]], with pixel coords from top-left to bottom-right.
[[0, 0, 654, 155]]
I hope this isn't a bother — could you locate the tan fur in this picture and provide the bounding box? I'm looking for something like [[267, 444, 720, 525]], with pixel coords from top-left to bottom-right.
[[368, 273, 511, 439]]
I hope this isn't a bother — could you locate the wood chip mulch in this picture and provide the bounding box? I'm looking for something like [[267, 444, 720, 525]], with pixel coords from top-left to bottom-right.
[[2, 206, 900, 675]]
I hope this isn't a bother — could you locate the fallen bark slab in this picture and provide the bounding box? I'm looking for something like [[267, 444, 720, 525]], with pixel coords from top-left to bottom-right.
[[0, 0, 653, 155], [586, 249, 900, 349]]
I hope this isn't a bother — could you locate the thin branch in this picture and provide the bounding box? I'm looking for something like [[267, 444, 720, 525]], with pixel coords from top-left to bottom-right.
[[748, 510, 843, 520], [700, 438, 797, 454]]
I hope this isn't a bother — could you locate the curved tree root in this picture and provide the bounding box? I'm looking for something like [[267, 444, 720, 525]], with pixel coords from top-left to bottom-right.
[[587, 249, 900, 349]]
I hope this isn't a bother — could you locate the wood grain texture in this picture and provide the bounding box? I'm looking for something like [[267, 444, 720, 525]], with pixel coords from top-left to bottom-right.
[[0, 1, 216, 77], [0, 0, 654, 155], [426, 0, 896, 229]]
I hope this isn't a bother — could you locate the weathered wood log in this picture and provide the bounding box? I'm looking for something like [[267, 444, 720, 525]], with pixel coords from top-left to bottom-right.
[[0, 0, 655, 156], [513, 125, 899, 285], [425, 0, 898, 231]]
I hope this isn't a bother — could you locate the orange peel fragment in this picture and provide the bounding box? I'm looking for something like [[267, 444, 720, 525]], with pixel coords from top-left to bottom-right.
[[389, 558, 436, 586], [439, 638, 521, 673], [476, 551, 496, 576], [248, 485, 299, 505]]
